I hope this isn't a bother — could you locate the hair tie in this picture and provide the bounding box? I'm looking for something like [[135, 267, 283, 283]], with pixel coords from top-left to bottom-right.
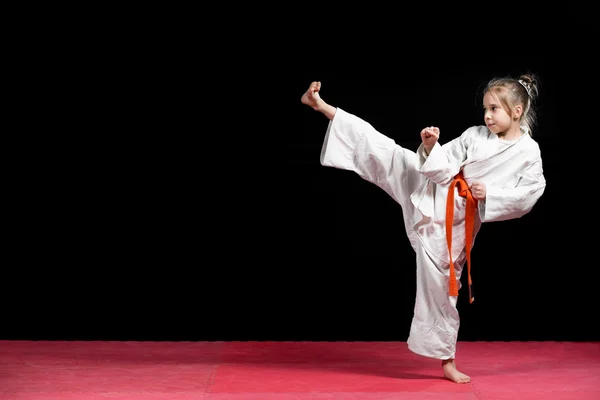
[[518, 79, 532, 97]]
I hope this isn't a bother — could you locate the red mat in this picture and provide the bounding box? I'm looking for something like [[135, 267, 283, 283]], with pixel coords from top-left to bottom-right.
[[0, 341, 598, 399]]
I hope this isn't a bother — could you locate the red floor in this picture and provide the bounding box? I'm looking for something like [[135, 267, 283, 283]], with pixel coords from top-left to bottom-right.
[[0, 340, 598, 399]]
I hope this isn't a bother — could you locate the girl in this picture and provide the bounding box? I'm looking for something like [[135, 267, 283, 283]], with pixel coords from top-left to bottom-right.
[[300, 75, 546, 383]]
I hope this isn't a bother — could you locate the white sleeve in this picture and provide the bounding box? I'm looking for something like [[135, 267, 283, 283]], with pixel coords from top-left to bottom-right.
[[479, 157, 546, 222], [415, 127, 474, 185]]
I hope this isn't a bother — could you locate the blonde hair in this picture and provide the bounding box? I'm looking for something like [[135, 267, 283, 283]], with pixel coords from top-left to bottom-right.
[[484, 74, 540, 135]]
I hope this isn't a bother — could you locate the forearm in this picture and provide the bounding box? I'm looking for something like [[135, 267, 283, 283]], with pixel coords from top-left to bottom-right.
[[479, 182, 545, 222], [416, 142, 459, 185]]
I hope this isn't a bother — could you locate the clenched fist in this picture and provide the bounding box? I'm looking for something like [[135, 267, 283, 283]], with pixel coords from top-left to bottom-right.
[[420, 126, 440, 155], [470, 181, 486, 200]]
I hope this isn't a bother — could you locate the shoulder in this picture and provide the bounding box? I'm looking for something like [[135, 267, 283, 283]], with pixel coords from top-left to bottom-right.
[[458, 125, 490, 143], [469, 125, 490, 135], [521, 135, 543, 158], [459, 125, 489, 136]]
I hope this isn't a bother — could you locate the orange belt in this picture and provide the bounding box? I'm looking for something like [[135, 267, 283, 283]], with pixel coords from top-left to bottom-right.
[[446, 171, 477, 304]]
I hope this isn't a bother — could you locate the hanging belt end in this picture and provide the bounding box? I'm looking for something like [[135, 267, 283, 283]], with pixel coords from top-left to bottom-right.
[[469, 284, 474, 304]]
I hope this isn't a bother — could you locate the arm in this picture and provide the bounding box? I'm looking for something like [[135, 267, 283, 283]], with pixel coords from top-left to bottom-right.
[[415, 128, 474, 185], [479, 158, 546, 222]]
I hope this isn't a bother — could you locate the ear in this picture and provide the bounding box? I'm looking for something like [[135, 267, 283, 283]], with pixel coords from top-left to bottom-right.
[[513, 104, 523, 120]]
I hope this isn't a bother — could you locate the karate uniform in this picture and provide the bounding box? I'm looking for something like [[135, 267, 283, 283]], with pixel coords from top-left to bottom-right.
[[319, 108, 546, 359]]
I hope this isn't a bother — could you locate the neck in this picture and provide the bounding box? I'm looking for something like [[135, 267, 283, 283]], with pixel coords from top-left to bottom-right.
[[497, 123, 522, 141]]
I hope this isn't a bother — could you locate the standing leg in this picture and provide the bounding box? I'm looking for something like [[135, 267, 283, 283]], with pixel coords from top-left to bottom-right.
[[407, 241, 471, 383]]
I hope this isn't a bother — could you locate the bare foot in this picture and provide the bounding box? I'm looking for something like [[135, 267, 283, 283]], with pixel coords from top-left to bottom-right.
[[301, 81, 322, 110], [442, 359, 471, 384]]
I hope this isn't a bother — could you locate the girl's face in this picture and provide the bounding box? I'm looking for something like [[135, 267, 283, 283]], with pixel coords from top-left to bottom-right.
[[483, 92, 513, 137]]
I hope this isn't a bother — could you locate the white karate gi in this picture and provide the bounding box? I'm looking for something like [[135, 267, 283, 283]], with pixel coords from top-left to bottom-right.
[[320, 108, 546, 360]]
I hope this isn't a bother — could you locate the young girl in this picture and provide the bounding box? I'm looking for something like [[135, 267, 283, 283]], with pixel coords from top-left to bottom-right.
[[300, 75, 546, 383]]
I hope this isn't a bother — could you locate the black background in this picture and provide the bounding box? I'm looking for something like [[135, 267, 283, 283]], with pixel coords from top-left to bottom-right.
[[4, 17, 598, 343]]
